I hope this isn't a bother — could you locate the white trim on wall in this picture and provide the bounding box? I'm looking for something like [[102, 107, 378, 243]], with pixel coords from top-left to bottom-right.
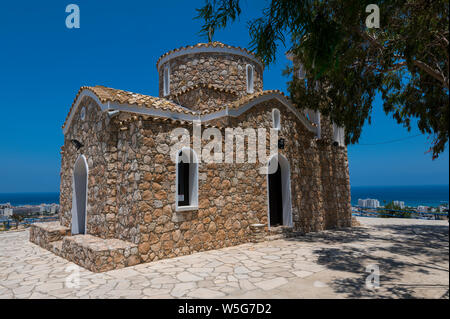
[[63, 89, 318, 136]]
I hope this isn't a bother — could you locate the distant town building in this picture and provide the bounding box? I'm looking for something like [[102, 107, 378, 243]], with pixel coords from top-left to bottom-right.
[[0, 207, 13, 217], [0, 202, 12, 209], [38, 204, 60, 215], [439, 205, 449, 213], [12, 206, 40, 215], [393, 201, 405, 209], [358, 198, 380, 209], [417, 206, 429, 213]]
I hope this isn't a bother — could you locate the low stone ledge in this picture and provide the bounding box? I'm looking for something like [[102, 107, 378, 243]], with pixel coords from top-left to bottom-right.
[[60, 235, 140, 272], [249, 223, 267, 243], [29, 222, 71, 250]]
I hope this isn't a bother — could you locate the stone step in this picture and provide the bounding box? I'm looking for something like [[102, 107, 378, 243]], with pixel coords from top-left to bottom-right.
[[60, 235, 139, 272], [265, 231, 304, 242], [30, 222, 71, 250], [50, 240, 63, 256], [265, 234, 285, 241], [268, 226, 294, 235]]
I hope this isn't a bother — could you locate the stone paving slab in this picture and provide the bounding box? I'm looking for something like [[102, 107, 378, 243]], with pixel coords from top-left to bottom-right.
[[0, 217, 448, 299]]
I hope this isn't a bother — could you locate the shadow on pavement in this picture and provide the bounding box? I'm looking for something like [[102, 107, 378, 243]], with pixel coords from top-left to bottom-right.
[[286, 222, 449, 298]]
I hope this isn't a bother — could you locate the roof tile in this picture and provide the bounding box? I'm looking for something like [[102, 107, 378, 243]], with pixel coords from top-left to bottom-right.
[[62, 86, 196, 129]]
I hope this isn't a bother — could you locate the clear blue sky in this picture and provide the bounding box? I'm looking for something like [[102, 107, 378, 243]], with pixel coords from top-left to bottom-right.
[[0, 0, 448, 192]]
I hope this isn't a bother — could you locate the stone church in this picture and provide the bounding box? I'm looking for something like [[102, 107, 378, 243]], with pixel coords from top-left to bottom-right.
[[30, 42, 352, 272]]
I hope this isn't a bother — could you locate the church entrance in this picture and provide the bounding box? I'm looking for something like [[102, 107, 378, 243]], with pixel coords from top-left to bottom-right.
[[72, 155, 88, 235], [267, 154, 293, 228], [268, 163, 283, 226]]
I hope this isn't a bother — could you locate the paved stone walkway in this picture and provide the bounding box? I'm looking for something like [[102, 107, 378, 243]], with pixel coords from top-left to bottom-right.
[[0, 217, 448, 299]]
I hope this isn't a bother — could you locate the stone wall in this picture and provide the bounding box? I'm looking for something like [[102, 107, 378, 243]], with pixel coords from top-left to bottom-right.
[[29, 222, 71, 250], [60, 96, 119, 238], [226, 100, 352, 233], [159, 52, 263, 103], [59, 96, 351, 268], [113, 118, 267, 263], [173, 86, 238, 112], [60, 235, 139, 272], [110, 98, 351, 265]]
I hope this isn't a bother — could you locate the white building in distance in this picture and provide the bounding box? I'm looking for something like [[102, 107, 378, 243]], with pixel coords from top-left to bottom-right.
[[393, 201, 405, 209], [417, 206, 429, 213], [358, 198, 380, 209], [0, 208, 13, 217]]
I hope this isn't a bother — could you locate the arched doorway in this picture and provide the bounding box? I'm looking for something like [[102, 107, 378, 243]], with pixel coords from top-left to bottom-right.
[[267, 154, 293, 228], [72, 155, 88, 234]]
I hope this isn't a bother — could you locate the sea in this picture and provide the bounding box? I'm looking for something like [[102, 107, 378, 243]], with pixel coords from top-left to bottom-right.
[[0, 192, 60, 206], [0, 185, 448, 207], [350, 185, 449, 207]]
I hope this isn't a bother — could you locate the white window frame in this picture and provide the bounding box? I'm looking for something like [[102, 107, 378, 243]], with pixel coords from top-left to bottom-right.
[[272, 108, 281, 130], [246, 64, 254, 93], [163, 64, 170, 96], [175, 147, 199, 212]]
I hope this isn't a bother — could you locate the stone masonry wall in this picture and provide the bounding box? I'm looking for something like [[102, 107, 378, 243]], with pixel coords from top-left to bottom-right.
[[114, 118, 267, 262], [59, 96, 351, 267], [174, 86, 238, 112], [159, 52, 263, 102], [60, 97, 119, 238], [111, 98, 351, 265], [226, 100, 351, 233]]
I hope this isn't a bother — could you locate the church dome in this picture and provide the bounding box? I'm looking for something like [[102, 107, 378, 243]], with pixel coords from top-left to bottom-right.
[[156, 42, 264, 109]]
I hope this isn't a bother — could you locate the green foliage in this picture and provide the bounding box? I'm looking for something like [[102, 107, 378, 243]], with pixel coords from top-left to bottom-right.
[[381, 201, 412, 218], [11, 213, 24, 229], [196, 0, 449, 158]]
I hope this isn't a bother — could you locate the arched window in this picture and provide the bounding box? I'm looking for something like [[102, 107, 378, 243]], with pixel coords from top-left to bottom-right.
[[272, 109, 281, 130], [176, 148, 198, 211], [332, 123, 345, 147], [163, 65, 170, 96], [80, 107, 86, 121], [246, 64, 254, 93]]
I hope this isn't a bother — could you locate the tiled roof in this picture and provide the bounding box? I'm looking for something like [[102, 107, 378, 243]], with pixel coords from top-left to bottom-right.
[[62, 86, 196, 129], [170, 83, 239, 98], [224, 90, 316, 130], [197, 90, 300, 116], [63, 87, 315, 131], [156, 41, 263, 70], [227, 90, 287, 110]]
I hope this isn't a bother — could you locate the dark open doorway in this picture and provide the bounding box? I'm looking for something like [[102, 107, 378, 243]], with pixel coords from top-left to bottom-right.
[[268, 163, 283, 226], [177, 159, 190, 206], [72, 155, 87, 235]]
